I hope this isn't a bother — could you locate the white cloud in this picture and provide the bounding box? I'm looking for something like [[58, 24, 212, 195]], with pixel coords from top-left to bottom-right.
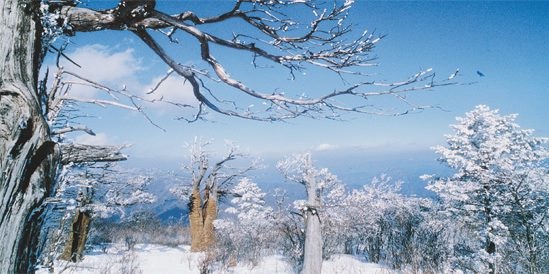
[[74, 132, 111, 146], [51, 44, 143, 99], [143, 74, 198, 108], [44, 44, 198, 116], [315, 143, 338, 151], [65, 44, 142, 82]]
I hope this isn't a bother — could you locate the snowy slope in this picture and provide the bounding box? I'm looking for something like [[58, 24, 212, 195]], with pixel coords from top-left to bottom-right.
[[37, 244, 392, 274]]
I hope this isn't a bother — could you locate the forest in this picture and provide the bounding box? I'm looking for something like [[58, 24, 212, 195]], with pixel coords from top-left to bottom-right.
[[1, 0, 547, 273], [34, 106, 548, 274]]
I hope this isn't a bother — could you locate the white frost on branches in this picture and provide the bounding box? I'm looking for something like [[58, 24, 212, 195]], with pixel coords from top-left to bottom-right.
[[104, 175, 156, 207], [423, 105, 548, 273], [39, 1, 69, 46], [216, 178, 273, 229], [56, 165, 157, 219], [277, 153, 340, 197], [214, 178, 275, 263]]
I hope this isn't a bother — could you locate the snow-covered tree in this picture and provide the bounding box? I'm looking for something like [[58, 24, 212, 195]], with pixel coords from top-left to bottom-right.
[[214, 178, 275, 265], [171, 139, 256, 252], [0, 0, 457, 271], [223, 178, 273, 226], [48, 163, 155, 263], [277, 153, 341, 274], [270, 187, 307, 270], [332, 175, 406, 260], [93, 169, 156, 219], [322, 174, 448, 271], [423, 105, 548, 274]]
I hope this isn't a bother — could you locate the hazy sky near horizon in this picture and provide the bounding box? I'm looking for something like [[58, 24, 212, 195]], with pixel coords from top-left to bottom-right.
[[45, 1, 549, 165]]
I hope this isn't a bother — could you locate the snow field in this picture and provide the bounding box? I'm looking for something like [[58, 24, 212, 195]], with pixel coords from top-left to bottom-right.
[[37, 244, 392, 274]]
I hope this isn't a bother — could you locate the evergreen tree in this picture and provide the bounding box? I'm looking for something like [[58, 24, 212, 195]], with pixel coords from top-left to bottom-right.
[[424, 105, 548, 273]]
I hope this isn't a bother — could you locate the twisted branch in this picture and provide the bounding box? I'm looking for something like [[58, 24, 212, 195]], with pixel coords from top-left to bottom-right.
[[51, 0, 460, 122]]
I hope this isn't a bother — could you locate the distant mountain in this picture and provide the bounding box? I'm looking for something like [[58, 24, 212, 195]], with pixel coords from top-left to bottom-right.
[[248, 147, 451, 199], [118, 148, 451, 222], [157, 206, 189, 225]]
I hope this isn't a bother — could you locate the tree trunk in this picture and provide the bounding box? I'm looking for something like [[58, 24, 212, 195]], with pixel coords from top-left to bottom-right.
[[301, 180, 322, 274], [0, 0, 59, 273], [58, 209, 91, 262], [188, 185, 218, 252], [54, 145, 125, 262], [202, 185, 217, 250], [188, 189, 204, 251]]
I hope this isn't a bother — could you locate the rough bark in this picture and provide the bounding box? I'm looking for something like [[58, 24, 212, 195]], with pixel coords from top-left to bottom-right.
[[188, 189, 204, 251], [0, 0, 59, 273], [301, 179, 322, 274], [188, 185, 218, 252], [59, 143, 127, 165], [58, 209, 91, 262], [202, 186, 217, 250], [60, 4, 167, 33]]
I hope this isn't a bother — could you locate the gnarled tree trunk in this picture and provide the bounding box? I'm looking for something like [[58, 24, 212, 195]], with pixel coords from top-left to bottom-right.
[[188, 189, 204, 251], [58, 209, 91, 262], [0, 0, 58, 272], [55, 144, 127, 262], [188, 186, 218, 252], [202, 185, 217, 250]]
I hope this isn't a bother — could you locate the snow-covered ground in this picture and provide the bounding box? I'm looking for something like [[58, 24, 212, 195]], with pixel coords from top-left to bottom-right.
[[37, 244, 392, 274]]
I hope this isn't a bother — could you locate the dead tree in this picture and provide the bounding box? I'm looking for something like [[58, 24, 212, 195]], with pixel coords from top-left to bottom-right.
[[1, 0, 458, 272], [55, 165, 104, 263], [43, 148, 127, 265], [278, 153, 340, 274], [174, 140, 254, 252], [58, 190, 92, 263]]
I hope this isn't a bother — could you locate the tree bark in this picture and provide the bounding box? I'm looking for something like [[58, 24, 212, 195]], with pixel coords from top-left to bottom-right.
[[59, 143, 127, 165], [0, 0, 59, 273], [58, 209, 91, 262], [188, 185, 218, 252], [301, 179, 322, 274], [202, 185, 217, 250], [188, 189, 204, 251]]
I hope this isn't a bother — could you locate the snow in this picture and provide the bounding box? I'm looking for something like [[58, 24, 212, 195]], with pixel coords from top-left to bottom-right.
[[38, 244, 201, 274], [323, 255, 390, 274], [229, 255, 293, 274], [37, 244, 392, 274]]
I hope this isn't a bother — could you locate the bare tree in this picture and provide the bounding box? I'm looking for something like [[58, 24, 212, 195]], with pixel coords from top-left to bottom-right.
[[278, 153, 340, 274], [171, 139, 255, 252], [55, 0, 456, 121], [0, 0, 457, 272], [54, 163, 155, 263], [56, 165, 101, 263]]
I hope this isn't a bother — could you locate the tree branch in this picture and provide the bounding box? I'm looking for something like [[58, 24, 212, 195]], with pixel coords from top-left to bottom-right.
[[59, 143, 127, 165], [52, 0, 460, 122]]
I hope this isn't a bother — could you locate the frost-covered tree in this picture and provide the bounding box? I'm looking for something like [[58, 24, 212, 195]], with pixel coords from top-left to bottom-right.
[[277, 153, 340, 274], [0, 0, 458, 271], [45, 163, 155, 264], [270, 187, 306, 270], [171, 139, 256, 252], [214, 177, 275, 264], [423, 105, 548, 274], [328, 175, 406, 260], [322, 174, 449, 272]]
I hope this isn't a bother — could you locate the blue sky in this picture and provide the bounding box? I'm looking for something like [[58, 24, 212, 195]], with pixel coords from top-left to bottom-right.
[[46, 1, 549, 169]]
